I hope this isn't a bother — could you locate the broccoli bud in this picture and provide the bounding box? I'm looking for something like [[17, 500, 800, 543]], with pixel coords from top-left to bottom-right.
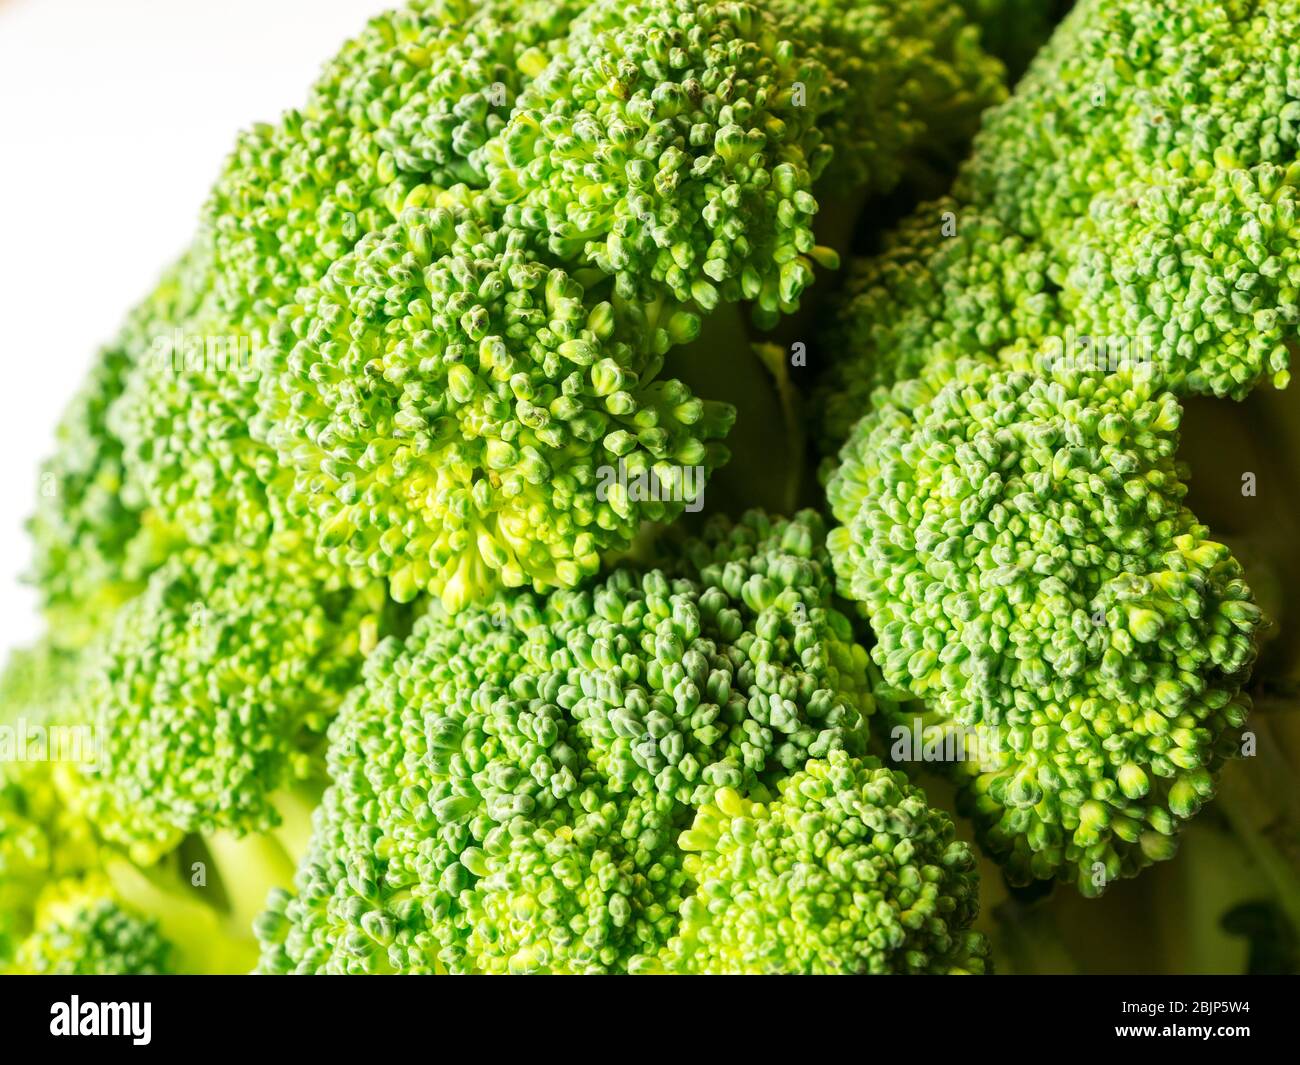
[[827, 357, 1265, 891], [257, 511, 989, 973]]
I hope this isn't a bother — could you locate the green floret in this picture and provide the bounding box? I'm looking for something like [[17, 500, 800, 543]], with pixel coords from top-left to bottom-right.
[[248, 0, 1007, 611], [75, 549, 401, 852], [957, 0, 1300, 398], [206, 0, 591, 321], [77, 0, 1009, 617], [481, 0, 999, 320], [647, 751, 989, 974], [104, 1, 595, 594], [2, 857, 275, 976], [107, 284, 277, 561], [815, 0, 1300, 460], [27, 256, 202, 648], [255, 202, 734, 608], [957, 0, 1297, 248], [27, 342, 140, 647], [0, 748, 264, 975], [816, 204, 1060, 448], [827, 358, 1265, 892], [9, 879, 173, 976], [482, 0, 840, 319], [1063, 163, 1300, 396], [252, 510, 984, 975]]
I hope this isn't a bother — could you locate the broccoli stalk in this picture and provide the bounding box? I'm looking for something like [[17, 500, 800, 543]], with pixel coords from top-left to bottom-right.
[[199, 829, 302, 944]]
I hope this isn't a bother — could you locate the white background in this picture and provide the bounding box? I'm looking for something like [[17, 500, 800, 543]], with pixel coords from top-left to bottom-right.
[[0, 0, 390, 654]]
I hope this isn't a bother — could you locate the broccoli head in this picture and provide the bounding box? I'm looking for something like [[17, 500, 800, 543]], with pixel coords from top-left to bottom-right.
[[255, 510, 988, 973], [650, 752, 988, 974], [32, 0, 1010, 622], [815, 0, 1300, 458], [827, 357, 1264, 891], [8, 877, 174, 976], [72, 549, 402, 853], [8, 0, 1122, 977]]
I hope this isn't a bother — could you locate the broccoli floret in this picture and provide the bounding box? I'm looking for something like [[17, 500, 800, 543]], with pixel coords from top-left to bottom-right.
[[102, 2, 597, 581], [45, 0, 1009, 619], [71, 549, 402, 852], [254, 510, 988, 973], [815, 0, 1300, 457], [9, 878, 174, 976], [0, 641, 299, 974], [1, 854, 278, 976], [257, 202, 736, 607], [827, 357, 1265, 892], [246, 0, 1007, 610], [26, 256, 202, 648], [960, 0, 1300, 401], [649, 752, 989, 974], [0, 752, 265, 975], [27, 342, 140, 647]]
